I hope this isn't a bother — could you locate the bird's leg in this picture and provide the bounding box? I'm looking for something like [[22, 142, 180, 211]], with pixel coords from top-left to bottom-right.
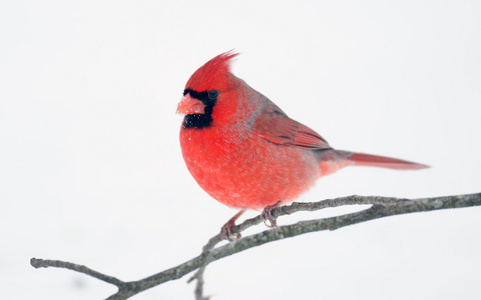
[[261, 200, 283, 228], [220, 210, 245, 241]]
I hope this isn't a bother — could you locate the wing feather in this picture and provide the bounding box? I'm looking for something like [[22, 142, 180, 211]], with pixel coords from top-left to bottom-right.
[[254, 104, 331, 150]]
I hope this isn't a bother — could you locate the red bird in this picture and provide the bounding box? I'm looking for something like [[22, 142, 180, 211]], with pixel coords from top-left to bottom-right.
[[177, 51, 427, 240]]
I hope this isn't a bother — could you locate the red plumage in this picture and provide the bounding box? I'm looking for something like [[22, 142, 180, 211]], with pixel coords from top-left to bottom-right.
[[186, 51, 239, 94], [177, 52, 427, 212]]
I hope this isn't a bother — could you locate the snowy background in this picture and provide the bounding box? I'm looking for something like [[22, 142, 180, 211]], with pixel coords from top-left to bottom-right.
[[1, 1, 480, 299]]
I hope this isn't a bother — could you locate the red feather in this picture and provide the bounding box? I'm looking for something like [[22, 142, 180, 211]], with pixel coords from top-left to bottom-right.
[[345, 152, 428, 170], [186, 51, 239, 92], [255, 103, 331, 150]]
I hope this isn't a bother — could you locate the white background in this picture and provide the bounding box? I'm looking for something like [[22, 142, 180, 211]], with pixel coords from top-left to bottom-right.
[[1, 1, 480, 299]]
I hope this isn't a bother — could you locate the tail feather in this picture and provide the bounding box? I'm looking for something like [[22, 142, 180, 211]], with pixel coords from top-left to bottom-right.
[[317, 150, 428, 177], [346, 151, 429, 170]]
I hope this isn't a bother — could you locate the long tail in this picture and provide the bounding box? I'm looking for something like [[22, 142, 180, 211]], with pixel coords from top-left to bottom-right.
[[317, 150, 428, 177], [345, 151, 428, 170]]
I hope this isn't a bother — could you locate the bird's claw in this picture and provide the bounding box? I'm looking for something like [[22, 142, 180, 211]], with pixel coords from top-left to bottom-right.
[[220, 220, 241, 241], [260, 201, 282, 228], [220, 210, 245, 241]]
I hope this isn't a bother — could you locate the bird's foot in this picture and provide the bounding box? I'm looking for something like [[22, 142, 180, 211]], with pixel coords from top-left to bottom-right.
[[220, 210, 245, 241], [261, 201, 283, 228]]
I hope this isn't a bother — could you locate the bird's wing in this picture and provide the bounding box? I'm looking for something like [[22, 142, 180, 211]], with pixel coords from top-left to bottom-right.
[[254, 104, 331, 150]]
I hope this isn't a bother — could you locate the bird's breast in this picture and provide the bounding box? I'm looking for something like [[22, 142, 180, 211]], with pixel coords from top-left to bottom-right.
[[179, 125, 320, 210]]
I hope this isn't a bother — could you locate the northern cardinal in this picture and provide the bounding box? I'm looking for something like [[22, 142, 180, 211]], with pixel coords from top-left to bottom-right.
[[177, 51, 427, 240]]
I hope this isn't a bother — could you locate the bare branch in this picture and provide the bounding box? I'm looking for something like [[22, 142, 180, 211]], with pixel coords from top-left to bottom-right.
[[31, 193, 481, 300], [30, 258, 125, 287]]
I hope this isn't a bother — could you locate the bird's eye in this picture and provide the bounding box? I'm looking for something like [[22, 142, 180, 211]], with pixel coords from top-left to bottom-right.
[[208, 90, 218, 99]]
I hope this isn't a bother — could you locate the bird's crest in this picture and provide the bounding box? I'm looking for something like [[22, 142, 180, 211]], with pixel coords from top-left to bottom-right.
[[185, 51, 239, 92]]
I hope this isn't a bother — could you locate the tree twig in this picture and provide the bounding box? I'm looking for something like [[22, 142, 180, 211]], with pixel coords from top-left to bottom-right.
[[30, 193, 481, 300], [30, 258, 125, 287]]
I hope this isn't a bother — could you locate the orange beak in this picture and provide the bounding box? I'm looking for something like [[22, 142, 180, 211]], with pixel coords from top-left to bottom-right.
[[176, 94, 206, 115]]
